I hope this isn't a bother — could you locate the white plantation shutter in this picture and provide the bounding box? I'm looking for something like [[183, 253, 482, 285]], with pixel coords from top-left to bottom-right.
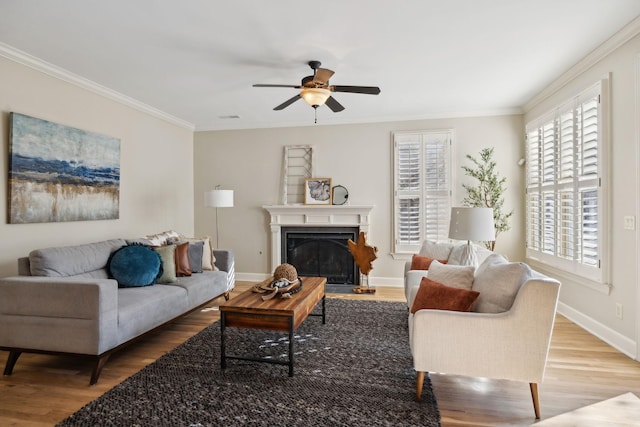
[[397, 141, 420, 246], [558, 111, 574, 183], [393, 130, 452, 254], [526, 125, 541, 254], [577, 94, 600, 268], [525, 81, 607, 283]]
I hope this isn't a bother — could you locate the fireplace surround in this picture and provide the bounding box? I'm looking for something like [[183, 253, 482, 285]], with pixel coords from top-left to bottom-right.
[[282, 226, 359, 285], [263, 205, 374, 286]]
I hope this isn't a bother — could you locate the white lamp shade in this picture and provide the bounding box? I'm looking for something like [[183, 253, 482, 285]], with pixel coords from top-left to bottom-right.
[[300, 88, 331, 107], [448, 207, 495, 242], [204, 189, 234, 208]]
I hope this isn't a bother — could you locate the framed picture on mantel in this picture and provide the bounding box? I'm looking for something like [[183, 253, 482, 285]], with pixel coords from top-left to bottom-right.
[[304, 178, 332, 205]]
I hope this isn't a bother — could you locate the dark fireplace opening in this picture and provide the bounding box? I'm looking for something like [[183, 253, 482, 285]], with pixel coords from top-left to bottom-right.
[[281, 226, 360, 287]]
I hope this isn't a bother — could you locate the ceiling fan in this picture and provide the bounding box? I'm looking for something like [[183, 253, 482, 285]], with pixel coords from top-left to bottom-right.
[[253, 60, 381, 113]]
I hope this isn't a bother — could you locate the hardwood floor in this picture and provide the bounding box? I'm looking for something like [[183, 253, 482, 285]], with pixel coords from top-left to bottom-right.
[[1, 281, 639, 426]]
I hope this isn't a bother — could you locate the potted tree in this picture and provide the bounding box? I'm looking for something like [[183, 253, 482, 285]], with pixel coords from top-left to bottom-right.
[[461, 147, 513, 251]]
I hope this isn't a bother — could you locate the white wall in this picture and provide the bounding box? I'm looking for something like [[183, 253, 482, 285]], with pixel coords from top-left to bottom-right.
[[194, 114, 524, 285], [524, 33, 640, 356], [0, 56, 195, 277]]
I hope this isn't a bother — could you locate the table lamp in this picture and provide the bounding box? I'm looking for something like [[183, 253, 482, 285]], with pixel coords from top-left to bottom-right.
[[448, 207, 495, 267]]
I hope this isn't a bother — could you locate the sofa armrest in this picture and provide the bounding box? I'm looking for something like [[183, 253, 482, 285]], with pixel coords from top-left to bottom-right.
[[213, 249, 233, 273], [404, 261, 412, 276], [0, 276, 119, 355], [213, 249, 235, 293], [404, 269, 430, 306]]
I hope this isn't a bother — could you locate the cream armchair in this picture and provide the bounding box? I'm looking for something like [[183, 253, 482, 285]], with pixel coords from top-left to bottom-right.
[[409, 270, 560, 419]]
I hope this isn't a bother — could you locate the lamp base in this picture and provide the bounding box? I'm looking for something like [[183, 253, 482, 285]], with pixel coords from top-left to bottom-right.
[[459, 241, 478, 267]]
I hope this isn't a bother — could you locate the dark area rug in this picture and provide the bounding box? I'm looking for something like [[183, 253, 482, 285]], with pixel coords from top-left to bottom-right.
[[58, 299, 441, 427]]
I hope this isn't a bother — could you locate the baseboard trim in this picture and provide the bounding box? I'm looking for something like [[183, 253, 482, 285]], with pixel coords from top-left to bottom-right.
[[557, 302, 637, 360], [369, 276, 404, 287], [235, 273, 404, 288], [236, 272, 270, 282]]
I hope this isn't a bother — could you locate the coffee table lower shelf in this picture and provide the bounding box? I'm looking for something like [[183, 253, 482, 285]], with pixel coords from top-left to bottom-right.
[[219, 276, 327, 377]]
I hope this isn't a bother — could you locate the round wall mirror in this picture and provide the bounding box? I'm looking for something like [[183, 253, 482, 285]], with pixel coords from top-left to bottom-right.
[[332, 185, 349, 205]]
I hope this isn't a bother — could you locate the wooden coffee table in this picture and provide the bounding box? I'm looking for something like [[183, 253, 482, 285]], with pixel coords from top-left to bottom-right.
[[219, 276, 326, 376]]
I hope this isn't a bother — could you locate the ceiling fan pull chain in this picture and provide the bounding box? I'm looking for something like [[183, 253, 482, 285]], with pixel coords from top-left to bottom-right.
[[314, 106, 318, 124]]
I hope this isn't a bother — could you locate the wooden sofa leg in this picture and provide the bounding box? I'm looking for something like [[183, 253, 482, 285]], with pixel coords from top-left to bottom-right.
[[416, 371, 425, 401], [89, 354, 111, 386], [3, 350, 22, 376], [530, 383, 541, 419], [223, 291, 231, 301]]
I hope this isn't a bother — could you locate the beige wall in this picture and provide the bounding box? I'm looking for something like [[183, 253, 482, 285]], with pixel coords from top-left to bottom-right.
[[194, 114, 524, 284], [525, 33, 640, 350], [0, 56, 195, 277]]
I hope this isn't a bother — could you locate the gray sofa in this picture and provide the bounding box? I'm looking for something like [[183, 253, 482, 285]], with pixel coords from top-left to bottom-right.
[[0, 238, 235, 384]]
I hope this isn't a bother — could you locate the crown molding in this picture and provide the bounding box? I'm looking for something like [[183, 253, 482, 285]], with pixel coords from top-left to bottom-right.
[[0, 42, 195, 131], [523, 15, 640, 113], [195, 107, 523, 132]]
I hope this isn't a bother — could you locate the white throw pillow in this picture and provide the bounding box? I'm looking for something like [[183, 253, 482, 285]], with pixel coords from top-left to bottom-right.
[[471, 253, 532, 313], [145, 230, 180, 246], [419, 240, 455, 261], [427, 260, 475, 290]]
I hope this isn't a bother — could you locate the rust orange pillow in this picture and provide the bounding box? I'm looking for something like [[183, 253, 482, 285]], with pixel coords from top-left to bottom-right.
[[410, 277, 480, 314], [174, 242, 192, 277], [410, 254, 448, 270]]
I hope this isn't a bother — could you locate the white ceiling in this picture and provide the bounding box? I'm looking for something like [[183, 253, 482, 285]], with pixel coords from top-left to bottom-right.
[[2, 1, 640, 131]]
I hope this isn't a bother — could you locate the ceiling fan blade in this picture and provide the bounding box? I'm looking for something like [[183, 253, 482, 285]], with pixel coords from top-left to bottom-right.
[[253, 84, 302, 88], [313, 68, 334, 85], [274, 95, 301, 110], [325, 96, 345, 112], [330, 85, 381, 95]]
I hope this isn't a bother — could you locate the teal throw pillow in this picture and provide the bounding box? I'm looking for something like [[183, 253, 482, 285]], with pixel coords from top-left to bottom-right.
[[108, 245, 162, 287]]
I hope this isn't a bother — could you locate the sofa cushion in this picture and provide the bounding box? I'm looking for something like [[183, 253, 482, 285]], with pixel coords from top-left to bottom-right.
[[410, 254, 447, 270], [410, 277, 480, 313], [153, 245, 177, 283], [117, 285, 188, 343], [108, 245, 161, 287], [163, 270, 229, 308], [29, 239, 127, 277], [427, 261, 475, 290], [471, 253, 532, 313], [418, 240, 455, 260]]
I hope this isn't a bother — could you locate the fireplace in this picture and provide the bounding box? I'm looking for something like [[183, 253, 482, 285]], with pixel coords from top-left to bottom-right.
[[282, 226, 359, 286], [263, 204, 374, 289]]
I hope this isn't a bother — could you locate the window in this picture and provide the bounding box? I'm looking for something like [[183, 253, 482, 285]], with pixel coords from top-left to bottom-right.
[[525, 81, 609, 284], [393, 130, 453, 255]]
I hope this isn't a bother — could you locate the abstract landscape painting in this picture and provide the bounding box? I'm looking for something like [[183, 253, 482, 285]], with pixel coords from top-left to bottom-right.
[[8, 113, 120, 224]]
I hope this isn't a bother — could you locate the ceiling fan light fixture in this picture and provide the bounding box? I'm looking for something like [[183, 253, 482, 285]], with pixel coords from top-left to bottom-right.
[[300, 87, 331, 107]]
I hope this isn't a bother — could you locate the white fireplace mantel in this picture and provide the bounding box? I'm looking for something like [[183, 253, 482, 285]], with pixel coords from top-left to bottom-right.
[[263, 204, 374, 272]]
